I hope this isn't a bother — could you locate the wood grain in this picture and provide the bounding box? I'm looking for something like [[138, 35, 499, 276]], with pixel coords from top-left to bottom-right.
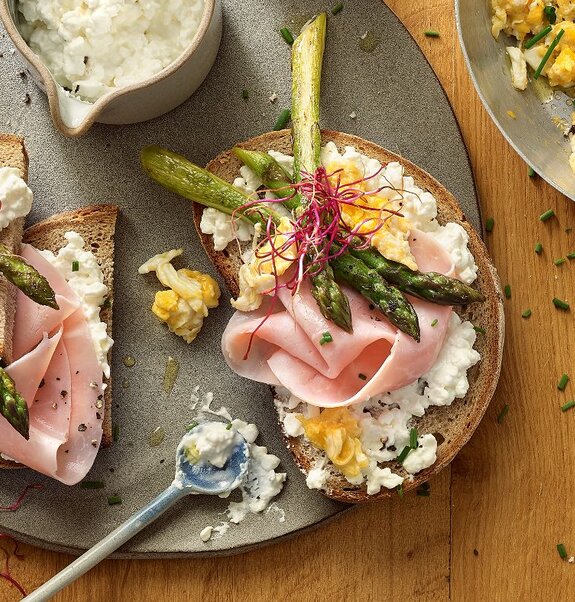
[[2, 0, 574, 600]]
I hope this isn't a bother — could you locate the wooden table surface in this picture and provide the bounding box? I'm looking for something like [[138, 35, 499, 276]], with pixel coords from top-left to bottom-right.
[[3, 1, 575, 600]]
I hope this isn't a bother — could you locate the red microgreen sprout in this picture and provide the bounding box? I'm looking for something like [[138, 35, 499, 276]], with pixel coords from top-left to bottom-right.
[[0, 534, 27, 597]]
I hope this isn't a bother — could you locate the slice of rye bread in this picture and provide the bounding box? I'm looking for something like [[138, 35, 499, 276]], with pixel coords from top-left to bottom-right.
[[0, 134, 29, 364], [192, 129, 505, 503], [0, 204, 118, 470]]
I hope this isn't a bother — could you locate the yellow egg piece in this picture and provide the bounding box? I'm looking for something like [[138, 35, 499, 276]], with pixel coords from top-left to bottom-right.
[[548, 46, 575, 87], [152, 290, 179, 321]]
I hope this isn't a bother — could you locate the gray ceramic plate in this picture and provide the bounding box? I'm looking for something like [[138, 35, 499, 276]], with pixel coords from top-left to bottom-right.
[[456, 0, 575, 201], [0, 0, 479, 557]]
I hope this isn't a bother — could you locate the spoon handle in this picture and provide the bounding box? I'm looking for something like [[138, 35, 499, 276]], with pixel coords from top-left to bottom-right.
[[24, 484, 186, 601]]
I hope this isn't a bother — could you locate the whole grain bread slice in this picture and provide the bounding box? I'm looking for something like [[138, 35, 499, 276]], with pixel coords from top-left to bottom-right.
[[192, 129, 505, 503], [0, 134, 28, 364], [0, 204, 118, 470]]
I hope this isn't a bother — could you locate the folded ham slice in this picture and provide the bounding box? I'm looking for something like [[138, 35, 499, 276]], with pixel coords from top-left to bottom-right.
[[0, 244, 105, 485], [222, 230, 455, 407]]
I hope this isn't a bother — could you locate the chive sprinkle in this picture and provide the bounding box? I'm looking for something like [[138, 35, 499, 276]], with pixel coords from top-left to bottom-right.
[[535, 242, 543, 254], [431, 318, 438, 327], [273, 108, 291, 131], [358, 373, 367, 381], [497, 404, 509, 424], [534, 29, 565, 79], [396, 446, 411, 464], [319, 331, 333, 345], [485, 217, 495, 232], [473, 325, 486, 334], [241, 89, 249, 100], [544, 6, 557, 24], [424, 30, 440, 38], [557, 543, 568, 559], [540, 209, 556, 222], [280, 27, 294, 45], [409, 427, 418, 449], [186, 421, 199, 432], [331, 2, 344, 15], [553, 297, 570, 310], [81, 480, 105, 489], [522, 309, 532, 319], [72, 260, 80, 272], [504, 284, 511, 299], [528, 166, 536, 177], [568, 252, 575, 260], [561, 400, 575, 412], [226, 422, 233, 430], [558, 373, 569, 391], [524, 24, 552, 49], [396, 484, 404, 499], [108, 495, 122, 506], [112, 423, 119, 442], [555, 258, 566, 266]]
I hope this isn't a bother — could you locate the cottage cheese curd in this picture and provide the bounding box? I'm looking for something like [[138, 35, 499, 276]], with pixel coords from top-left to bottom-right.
[[18, 0, 205, 102], [40, 231, 113, 378], [0, 167, 33, 230]]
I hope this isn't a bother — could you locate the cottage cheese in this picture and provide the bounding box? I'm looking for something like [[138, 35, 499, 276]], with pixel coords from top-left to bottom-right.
[[0, 168, 33, 230], [40, 231, 113, 378], [18, 0, 205, 102]]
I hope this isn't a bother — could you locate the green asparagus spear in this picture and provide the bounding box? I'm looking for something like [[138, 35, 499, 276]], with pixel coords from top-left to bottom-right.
[[141, 146, 283, 226], [0, 367, 29, 440], [309, 264, 353, 333], [291, 13, 326, 181], [0, 245, 58, 310], [232, 147, 299, 209], [330, 252, 420, 341], [349, 247, 485, 305]]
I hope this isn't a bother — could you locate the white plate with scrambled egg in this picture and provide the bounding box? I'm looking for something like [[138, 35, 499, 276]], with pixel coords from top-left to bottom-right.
[[457, 0, 575, 199]]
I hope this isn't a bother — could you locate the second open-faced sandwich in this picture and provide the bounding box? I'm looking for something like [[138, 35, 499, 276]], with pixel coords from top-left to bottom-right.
[[141, 13, 504, 501]]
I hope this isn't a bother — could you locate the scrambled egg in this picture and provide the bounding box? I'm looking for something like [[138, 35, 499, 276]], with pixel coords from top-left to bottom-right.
[[323, 158, 417, 270], [232, 217, 297, 312], [491, 0, 545, 39], [139, 249, 220, 343], [299, 408, 369, 478]]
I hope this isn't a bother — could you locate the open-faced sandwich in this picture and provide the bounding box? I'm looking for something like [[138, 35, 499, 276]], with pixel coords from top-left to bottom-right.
[[0, 134, 117, 486], [142, 14, 504, 501]]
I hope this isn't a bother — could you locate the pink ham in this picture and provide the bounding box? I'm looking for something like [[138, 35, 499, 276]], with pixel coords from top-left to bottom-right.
[[0, 243, 106, 486], [222, 230, 456, 407]]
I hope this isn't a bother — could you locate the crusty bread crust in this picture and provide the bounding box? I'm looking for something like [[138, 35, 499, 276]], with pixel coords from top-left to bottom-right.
[[0, 204, 118, 470], [0, 134, 28, 364], [192, 130, 505, 503]]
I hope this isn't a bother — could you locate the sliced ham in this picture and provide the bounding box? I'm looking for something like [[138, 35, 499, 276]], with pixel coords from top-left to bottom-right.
[[222, 230, 456, 407], [0, 243, 105, 486]]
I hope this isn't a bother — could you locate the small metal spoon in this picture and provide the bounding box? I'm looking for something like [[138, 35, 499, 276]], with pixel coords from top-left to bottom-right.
[[23, 421, 250, 601]]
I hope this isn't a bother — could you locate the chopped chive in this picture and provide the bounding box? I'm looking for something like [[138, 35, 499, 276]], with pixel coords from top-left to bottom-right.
[[186, 421, 199, 432], [226, 422, 233, 430], [331, 2, 344, 15], [101, 297, 112, 310], [409, 427, 418, 449], [273, 108, 291, 131], [107, 495, 122, 506], [561, 400, 575, 412], [241, 89, 249, 100], [544, 6, 557, 24], [553, 297, 570, 310], [557, 543, 568, 559], [558, 373, 569, 391], [524, 24, 552, 49], [416, 484, 430, 496], [358, 373, 367, 381], [504, 284, 511, 299], [319, 331, 333, 345], [540, 209, 556, 222], [534, 29, 565, 79], [280, 27, 294, 45], [528, 166, 536, 177], [396, 446, 411, 464], [485, 217, 495, 232], [497, 404, 509, 424], [555, 258, 566, 266], [431, 318, 438, 327], [521, 309, 532, 319], [535, 242, 543, 254], [81, 480, 105, 489], [396, 484, 404, 499], [473, 325, 486, 334], [568, 252, 575, 260], [72, 260, 79, 272], [424, 30, 440, 38], [112, 423, 119, 442]]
